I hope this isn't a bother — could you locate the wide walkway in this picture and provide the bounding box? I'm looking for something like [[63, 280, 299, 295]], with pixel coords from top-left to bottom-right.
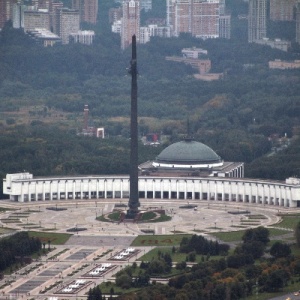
[[0, 198, 297, 300]]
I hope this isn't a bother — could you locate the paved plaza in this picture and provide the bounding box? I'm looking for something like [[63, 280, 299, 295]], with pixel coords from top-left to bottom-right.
[[0, 198, 297, 299]]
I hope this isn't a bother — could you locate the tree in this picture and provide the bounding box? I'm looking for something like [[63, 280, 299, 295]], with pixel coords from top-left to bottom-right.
[[270, 242, 291, 258], [295, 221, 300, 248], [242, 227, 270, 245], [263, 269, 290, 292], [87, 287, 103, 300], [116, 274, 132, 289]]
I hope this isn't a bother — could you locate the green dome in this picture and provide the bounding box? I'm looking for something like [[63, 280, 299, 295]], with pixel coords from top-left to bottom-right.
[[156, 140, 221, 164]]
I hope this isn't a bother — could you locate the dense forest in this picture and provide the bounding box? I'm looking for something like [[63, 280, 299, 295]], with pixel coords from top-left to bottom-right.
[[0, 0, 299, 197]]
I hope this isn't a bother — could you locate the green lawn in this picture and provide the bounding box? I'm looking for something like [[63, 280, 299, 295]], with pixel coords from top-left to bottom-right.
[[211, 227, 291, 243], [99, 281, 140, 295], [28, 231, 72, 244], [0, 227, 15, 235], [131, 234, 192, 247], [273, 216, 300, 230], [139, 246, 215, 263]]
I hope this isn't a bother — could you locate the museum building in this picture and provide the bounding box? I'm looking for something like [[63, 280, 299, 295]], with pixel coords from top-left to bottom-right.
[[3, 139, 300, 207]]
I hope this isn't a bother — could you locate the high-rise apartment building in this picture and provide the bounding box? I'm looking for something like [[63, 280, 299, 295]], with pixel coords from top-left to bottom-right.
[[248, 0, 267, 43], [32, 0, 50, 10], [24, 9, 50, 32], [49, 1, 63, 33], [167, 0, 225, 39], [121, 0, 140, 49], [219, 14, 231, 39], [72, 0, 98, 24], [0, 0, 17, 29], [12, 2, 25, 28], [270, 0, 296, 21], [109, 7, 122, 24], [140, 0, 152, 12], [296, 3, 300, 44], [57, 8, 80, 44]]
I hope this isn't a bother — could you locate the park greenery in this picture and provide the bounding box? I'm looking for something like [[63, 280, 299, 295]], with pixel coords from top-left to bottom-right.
[[104, 226, 300, 300], [0, 232, 41, 273]]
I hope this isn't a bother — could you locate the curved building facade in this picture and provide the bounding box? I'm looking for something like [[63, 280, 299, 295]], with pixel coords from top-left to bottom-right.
[[3, 139, 300, 207], [3, 173, 300, 208]]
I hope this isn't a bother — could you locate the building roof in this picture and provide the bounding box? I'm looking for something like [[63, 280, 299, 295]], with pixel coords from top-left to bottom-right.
[[155, 139, 222, 164]]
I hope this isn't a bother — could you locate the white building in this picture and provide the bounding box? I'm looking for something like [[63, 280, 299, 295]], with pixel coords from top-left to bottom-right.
[[3, 172, 300, 208], [3, 139, 300, 207], [255, 38, 291, 52], [70, 30, 95, 45], [140, 0, 152, 12], [182, 47, 208, 59], [112, 19, 122, 34]]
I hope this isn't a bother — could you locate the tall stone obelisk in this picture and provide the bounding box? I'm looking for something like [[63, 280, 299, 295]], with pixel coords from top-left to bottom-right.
[[127, 35, 140, 219]]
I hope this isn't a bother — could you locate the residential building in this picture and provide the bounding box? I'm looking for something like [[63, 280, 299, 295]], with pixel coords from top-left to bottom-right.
[[112, 19, 122, 34], [72, 0, 98, 24], [57, 8, 80, 44], [255, 38, 291, 52], [49, 1, 63, 34], [166, 0, 225, 39], [140, 0, 152, 12], [32, 0, 50, 10], [297, 2, 300, 44], [121, 0, 140, 49], [166, 56, 211, 74], [24, 9, 50, 32], [70, 30, 95, 45], [270, 0, 296, 21], [109, 7, 122, 23], [219, 14, 231, 39], [12, 2, 26, 28], [182, 47, 208, 59], [248, 0, 267, 43], [0, 0, 16, 29], [269, 59, 300, 69], [27, 28, 61, 46], [139, 26, 151, 43]]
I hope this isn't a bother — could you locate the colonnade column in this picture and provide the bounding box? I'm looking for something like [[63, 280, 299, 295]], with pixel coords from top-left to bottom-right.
[[228, 183, 232, 201], [152, 180, 155, 199], [120, 180, 123, 198], [72, 181, 75, 199], [88, 181, 91, 199]]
